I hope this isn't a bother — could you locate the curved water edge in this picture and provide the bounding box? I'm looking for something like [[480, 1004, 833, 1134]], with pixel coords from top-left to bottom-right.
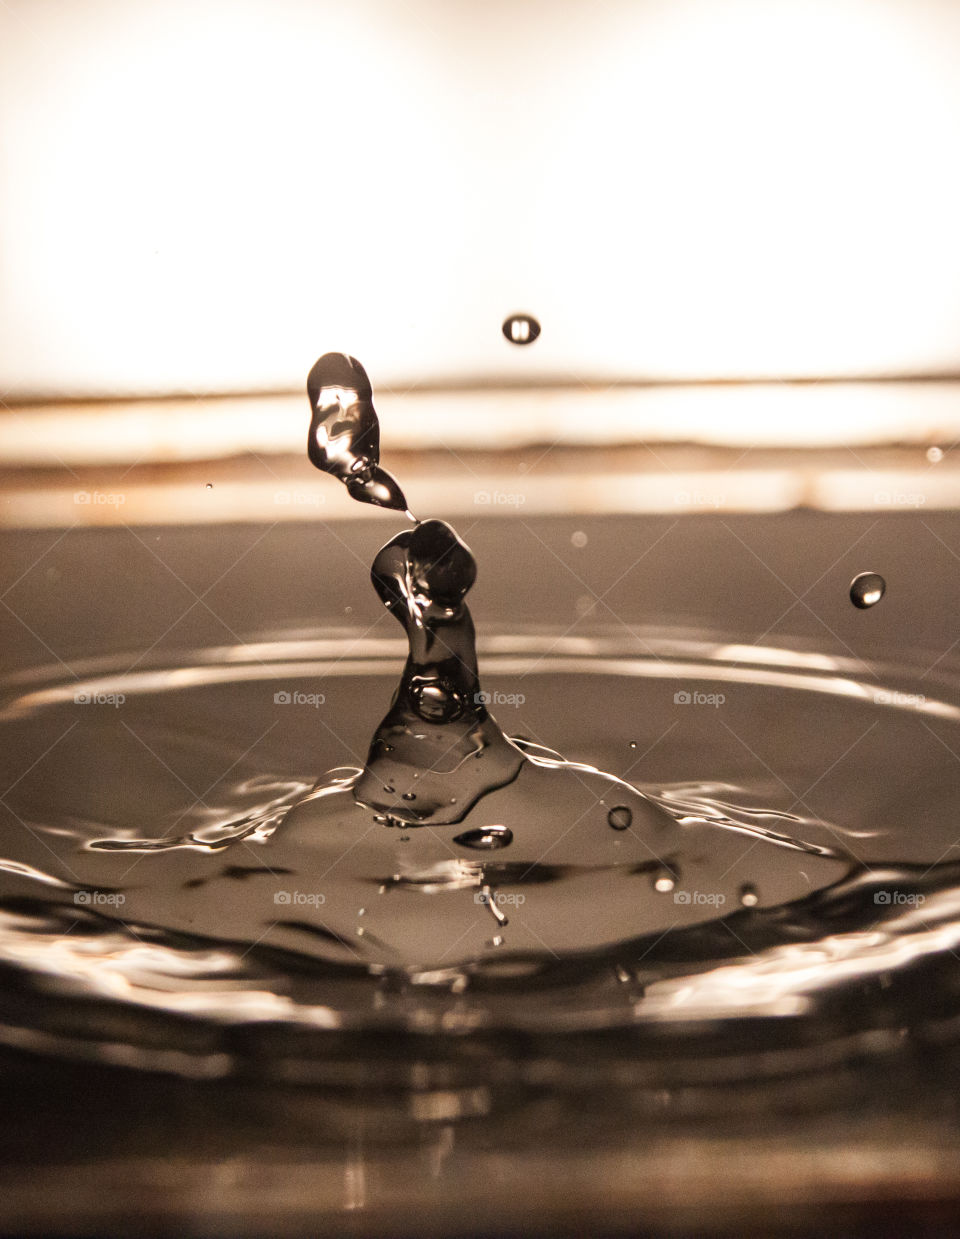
[[1, 632, 959, 1079]]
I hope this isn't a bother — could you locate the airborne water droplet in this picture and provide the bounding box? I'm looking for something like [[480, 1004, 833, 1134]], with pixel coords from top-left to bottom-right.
[[571, 531, 588, 549], [653, 871, 676, 893], [205, 483, 213, 490], [607, 806, 633, 831], [501, 314, 540, 346], [850, 572, 886, 609], [927, 446, 944, 463], [401, 792, 416, 801], [740, 884, 759, 907], [453, 825, 513, 850]]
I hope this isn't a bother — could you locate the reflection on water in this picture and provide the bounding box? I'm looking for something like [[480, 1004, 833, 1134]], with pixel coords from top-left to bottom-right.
[[1, 631, 960, 1101]]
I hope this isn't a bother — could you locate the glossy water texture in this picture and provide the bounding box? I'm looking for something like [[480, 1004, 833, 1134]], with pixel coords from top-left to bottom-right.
[[306, 353, 412, 516], [3, 631, 960, 1081], [850, 571, 887, 609]]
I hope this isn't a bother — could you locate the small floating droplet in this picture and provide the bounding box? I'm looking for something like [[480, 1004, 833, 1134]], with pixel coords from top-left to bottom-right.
[[501, 313, 540, 346], [653, 872, 676, 893], [205, 483, 213, 490], [453, 824, 513, 850], [570, 530, 588, 549], [629, 741, 638, 749], [488, 935, 504, 947], [607, 805, 633, 831], [850, 572, 886, 609], [740, 884, 759, 907], [401, 792, 417, 801], [927, 446, 944, 464]]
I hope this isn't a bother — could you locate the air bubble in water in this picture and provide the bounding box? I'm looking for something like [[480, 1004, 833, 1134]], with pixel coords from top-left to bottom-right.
[[850, 572, 886, 609], [607, 806, 633, 831]]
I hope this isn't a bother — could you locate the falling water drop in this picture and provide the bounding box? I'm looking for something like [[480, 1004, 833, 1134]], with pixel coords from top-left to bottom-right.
[[740, 884, 759, 907], [205, 483, 213, 490], [607, 806, 633, 831], [501, 314, 540, 346], [927, 446, 944, 464], [850, 572, 886, 609], [653, 871, 676, 893]]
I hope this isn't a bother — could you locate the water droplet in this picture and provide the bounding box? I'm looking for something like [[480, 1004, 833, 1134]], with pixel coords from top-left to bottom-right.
[[357, 926, 365, 936], [740, 884, 759, 907], [850, 572, 886, 609], [383, 785, 395, 794], [401, 792, 416, 801], [345, 605, 353, 614], [453, 825, 513, 850], [927, 446, 944, 463], [501, 313, 540, 346], [629, 741, 638, 749], [607, 805, 633, 831], [653, 871, 676, 893], [358, 908, 365, 917], [488, 935, 504, 947], [571, 531, 588, 548], [205, 483, 213, 490]]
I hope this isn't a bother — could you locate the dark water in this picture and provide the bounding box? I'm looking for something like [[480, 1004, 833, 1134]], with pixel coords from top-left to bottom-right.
[[3, 628, 960, 1086], [0, 355, 959, 1103]]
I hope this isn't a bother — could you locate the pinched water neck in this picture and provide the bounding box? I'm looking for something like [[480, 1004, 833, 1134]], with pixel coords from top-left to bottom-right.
[[353, 520, 524, 825]]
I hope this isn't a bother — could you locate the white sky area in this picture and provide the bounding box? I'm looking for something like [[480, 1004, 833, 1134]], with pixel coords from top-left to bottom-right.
[[1, 0, 960, 399]]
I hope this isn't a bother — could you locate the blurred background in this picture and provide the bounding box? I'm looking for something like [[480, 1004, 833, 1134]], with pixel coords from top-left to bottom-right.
[[2, 0, 960, 528]]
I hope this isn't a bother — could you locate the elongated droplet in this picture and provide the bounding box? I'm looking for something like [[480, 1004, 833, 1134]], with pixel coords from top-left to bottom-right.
[[850, 572, 886, 609], [453, 825, 513, 850]]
